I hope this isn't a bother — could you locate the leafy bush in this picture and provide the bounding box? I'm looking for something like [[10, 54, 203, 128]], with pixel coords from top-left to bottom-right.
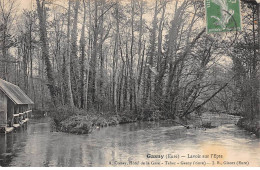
[[60, 115, 93, 134], [49, 105, 87, 127]]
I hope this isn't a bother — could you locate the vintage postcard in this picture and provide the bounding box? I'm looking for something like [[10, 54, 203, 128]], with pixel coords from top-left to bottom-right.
[[0, 0, 259, 167]]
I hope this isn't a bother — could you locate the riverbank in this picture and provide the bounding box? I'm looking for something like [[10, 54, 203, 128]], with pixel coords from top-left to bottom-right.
[[49, 106, 182, 134], [50, 106, 142, 134], [53, 112, 260, 137], [49, 106, 242, 134], [237, 117, 260, 137], [55, 113, 137, 134]]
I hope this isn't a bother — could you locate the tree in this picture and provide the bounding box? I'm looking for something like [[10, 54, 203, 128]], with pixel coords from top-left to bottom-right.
[[80, 0, 87, 109], [0, 0, 16, 80], [66, 0, 74, 107], [36, 0, 57, 105], [70, 0, 80, 107]]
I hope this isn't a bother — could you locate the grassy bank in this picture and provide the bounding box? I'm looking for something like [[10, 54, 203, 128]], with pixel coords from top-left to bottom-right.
[[53, 113, 144, 134], [49, 105, 244, 135], [49, 106, 173, 134]]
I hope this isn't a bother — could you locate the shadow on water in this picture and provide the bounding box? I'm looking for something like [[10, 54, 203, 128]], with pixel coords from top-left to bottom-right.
[[0, 124, 28, 166], [0, 115, 259, 167]]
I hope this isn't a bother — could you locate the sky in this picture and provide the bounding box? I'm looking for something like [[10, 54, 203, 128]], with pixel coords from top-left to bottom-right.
[[19, 0, 33, 10], [17, 0, 169, 11]]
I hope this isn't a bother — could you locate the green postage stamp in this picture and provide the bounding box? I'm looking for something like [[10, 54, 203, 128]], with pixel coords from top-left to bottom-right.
[[205, 0, 242, 33]]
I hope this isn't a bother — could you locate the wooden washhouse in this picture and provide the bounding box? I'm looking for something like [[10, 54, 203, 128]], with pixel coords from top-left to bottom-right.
[[0, 78, 34, 133]]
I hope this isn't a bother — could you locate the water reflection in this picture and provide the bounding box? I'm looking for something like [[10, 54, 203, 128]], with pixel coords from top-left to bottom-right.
[[0, 116, 259, 167], [0, 125, 29, 166]]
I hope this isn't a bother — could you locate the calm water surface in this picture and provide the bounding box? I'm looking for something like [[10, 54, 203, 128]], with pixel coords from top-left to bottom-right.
[[0, 116, 259, 167]]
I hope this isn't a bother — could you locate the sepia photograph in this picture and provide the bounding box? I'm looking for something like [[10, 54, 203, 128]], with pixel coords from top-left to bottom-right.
[[0, 0, 259, 167]]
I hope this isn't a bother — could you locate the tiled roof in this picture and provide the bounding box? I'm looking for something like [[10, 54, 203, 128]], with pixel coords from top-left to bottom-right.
[[0, 78, 34, 105]]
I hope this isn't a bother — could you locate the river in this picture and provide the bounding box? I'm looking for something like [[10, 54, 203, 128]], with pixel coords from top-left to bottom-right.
[[0, 114, 259, 167]]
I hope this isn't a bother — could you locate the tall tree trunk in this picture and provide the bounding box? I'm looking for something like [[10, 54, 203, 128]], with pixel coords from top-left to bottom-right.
[[29, 13, 35, 103], [154, 1, 167, 105], [85, 0, 92, 110], [71, 0, 80, 107], [22, 39, 28, 94], [36, 0, 57, 105], [66, 0, 74, 107], [137, 0, 144, 93], [112, 1, 120, 111], [144, 0, 158, 105], [99, 0, 105, 111], [88, 0, 98, 108], [123, 41, 129, 110], [80, 0, 87, 109], [129, 0, 135, 111]]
